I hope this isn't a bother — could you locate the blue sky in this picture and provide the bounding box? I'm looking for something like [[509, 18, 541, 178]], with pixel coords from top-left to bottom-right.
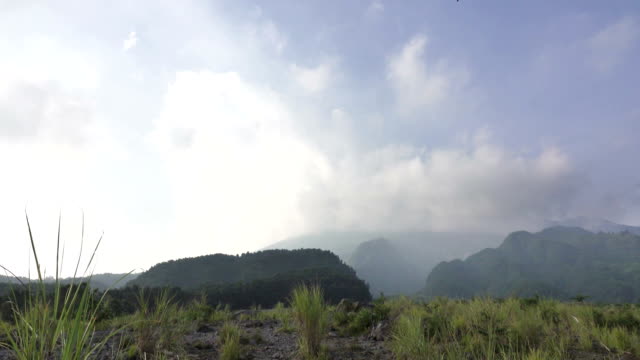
[[0, 0, 638, 275]]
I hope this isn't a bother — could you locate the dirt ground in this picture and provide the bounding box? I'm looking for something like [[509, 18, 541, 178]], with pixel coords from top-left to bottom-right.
[[1, 318, 638, 359]]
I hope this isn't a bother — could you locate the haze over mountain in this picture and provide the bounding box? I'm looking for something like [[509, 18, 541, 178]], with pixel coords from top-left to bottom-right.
[[348, 238, 423, 296], [423, 226, 640, 303], [546, 216, 640, 235], [266, 230, 502, 294]]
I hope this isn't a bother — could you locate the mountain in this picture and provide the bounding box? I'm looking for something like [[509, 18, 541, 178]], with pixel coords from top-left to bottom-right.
[[128, 248, 361, 289], [422, 226, 640, 303], [126, 248, 371, 307], [545, 216, 640, 235], [265, 230, 502, 294], [348, 238, 423, 296], [71, 273, 140, 290], [0, 275, 28, 284], [0, 273, 137, 290], [201, 266, 371, 309]]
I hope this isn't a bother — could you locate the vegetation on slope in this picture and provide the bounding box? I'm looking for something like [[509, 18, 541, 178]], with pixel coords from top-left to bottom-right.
[[202, 266, 371, 309], [423, 226, 640, 302], [128, 248, 356, 289]]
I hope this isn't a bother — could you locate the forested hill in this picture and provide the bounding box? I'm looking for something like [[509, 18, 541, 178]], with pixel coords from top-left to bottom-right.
[[423, 226, 640, 303], [128, 249, 358, 289]]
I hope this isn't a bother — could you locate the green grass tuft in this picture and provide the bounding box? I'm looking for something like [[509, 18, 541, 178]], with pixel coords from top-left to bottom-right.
[[291, 284, 328, 359], [0, 214, 124, 360], [219, 321, 243, 360]]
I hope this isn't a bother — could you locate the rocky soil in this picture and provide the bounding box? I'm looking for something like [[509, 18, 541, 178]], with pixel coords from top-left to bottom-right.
[[1, 318, 638, 360]]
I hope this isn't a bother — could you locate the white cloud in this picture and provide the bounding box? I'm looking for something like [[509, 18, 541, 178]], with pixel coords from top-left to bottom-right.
[[148, 70, 331, 256], [291, 61, 334, 93], [0, 35, 99, 145], [123, 31, 137, 51], [0, 81, 93, 145], [387, 34, 468, 113], [588, 17, 639, 73], [300, 134, 578, 234], [244, 13, 287, 54], [366, 0, 384, 18], [261, 21, 287, 54]]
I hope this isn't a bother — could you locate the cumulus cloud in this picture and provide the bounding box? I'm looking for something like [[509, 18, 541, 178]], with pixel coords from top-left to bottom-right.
[[0, 81, 94, 145], [122, 31, 137, 51], [291, 61, 334, 93], [148, 70, 331, 256], [587, 17, 639, 73], [148, 71, 580, 251], [387, 34, 468, 113], [299, 135, 578, 234]]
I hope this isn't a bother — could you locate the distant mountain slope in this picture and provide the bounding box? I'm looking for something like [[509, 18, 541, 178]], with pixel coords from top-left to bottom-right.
[[0, 272, 138, 296], [263, 231, 377, 261], [0, 275, 28, 284], [127, 249, 360, 290], [546, 217, 640, 235], [0, 273, 137, 288], [70, 273, 139, 290], [264, 230, 502, 294], [423, 227, 640, 303], [349, 238, 423, 296]]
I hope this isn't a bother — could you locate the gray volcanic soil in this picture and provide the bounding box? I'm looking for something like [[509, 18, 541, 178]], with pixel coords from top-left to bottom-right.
[[1, 318, 638, 359]]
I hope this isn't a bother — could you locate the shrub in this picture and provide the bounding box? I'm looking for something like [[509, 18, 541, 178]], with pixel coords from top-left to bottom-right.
[[185, 293, 214, 325]]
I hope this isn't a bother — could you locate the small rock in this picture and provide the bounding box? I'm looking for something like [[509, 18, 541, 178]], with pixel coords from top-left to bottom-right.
[[591, 339, 611, 354], [336, 298, 361, 313], [197, 324, 215, 333], [369, 321, 388, 341]]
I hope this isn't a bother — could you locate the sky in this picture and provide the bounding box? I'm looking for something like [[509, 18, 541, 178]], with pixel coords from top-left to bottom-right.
[[1, 0, 639, 276]]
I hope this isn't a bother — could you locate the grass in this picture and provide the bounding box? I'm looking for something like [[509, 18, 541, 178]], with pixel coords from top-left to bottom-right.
[[272, 301, 295, 333], [332, 296, 390, 336], [132, 288, 191, 358], [0, 213, 125, 360], [291, 284, 328, 360], [219, 321, 243, 360], [387, 296, 640, 360]]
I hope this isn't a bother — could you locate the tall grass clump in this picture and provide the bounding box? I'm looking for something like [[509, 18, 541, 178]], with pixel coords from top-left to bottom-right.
[[133, 288, 187, 357], [291, 284, 328, 359], [0, 214, 124, 360], [218, 321, 242, 360], [390, 308, 431, 359]]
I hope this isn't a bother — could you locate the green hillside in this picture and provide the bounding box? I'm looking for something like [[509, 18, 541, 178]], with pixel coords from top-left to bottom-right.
[[128, 248, 362, 289], [423, 227, 640, 303]]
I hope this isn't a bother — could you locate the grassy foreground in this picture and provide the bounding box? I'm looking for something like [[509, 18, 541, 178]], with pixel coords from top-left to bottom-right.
[[1, 284, 640, 359], [385, 296, 640, 360]]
